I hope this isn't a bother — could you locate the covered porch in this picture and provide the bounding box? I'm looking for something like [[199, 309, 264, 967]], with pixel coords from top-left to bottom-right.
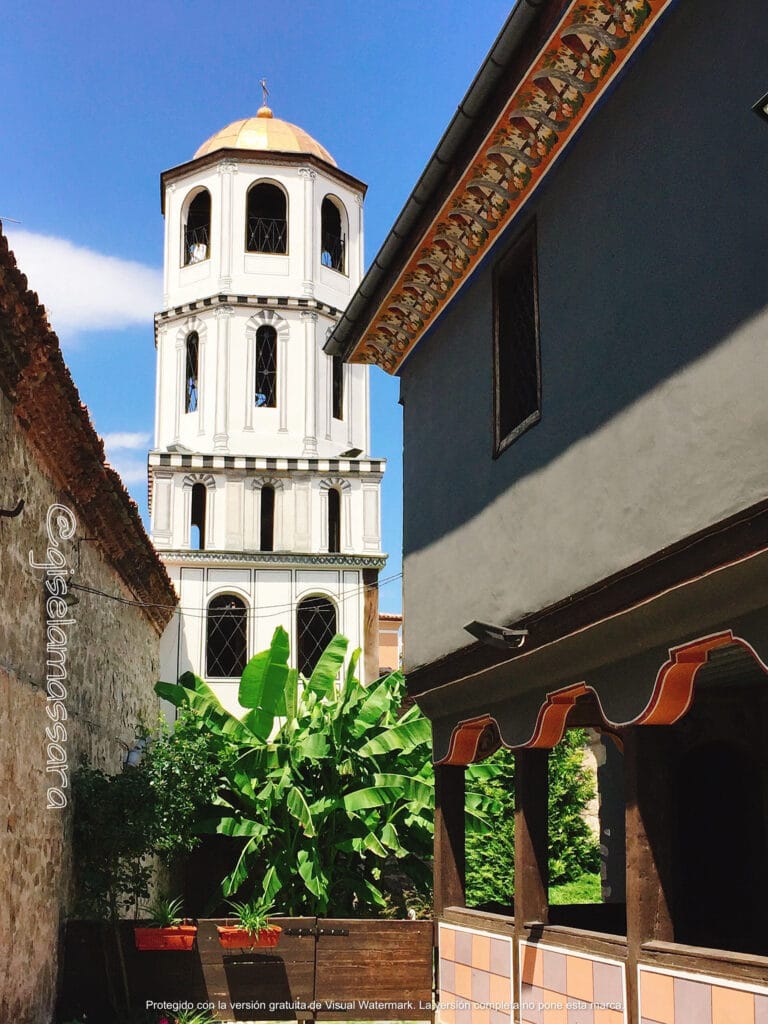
[[424, 547, 768, 1024]]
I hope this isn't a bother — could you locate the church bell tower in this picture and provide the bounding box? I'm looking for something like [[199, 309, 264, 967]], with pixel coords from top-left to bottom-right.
[[149, 102, 385, 712]]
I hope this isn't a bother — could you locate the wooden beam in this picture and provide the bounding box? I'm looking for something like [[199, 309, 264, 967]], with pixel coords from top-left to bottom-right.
[[625, 725, 675, 1024], [514, 748, 549, 929], [434, 763, 465, 917], [362, 568, 380, 685]]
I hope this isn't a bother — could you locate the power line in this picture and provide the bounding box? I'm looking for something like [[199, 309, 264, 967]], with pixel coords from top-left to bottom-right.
[[64, 571, 403, 621]]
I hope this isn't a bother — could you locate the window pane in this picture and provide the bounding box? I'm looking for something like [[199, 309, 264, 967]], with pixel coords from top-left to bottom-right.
[[255, 326, 277, 408], [495, 226, 540, 450], [206, 595, 247, 677], [297, 597, 337, 678], [247, 184, 287, 254]]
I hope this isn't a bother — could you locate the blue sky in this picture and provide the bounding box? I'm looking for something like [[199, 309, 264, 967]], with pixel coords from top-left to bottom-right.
[[2, 1, 512, 613]]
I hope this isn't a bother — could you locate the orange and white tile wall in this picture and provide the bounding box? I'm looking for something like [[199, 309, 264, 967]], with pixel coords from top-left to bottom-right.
[[519, 941, 626, 1024], [437, 924, 514, 1024], [639, 965, 768, 1024]]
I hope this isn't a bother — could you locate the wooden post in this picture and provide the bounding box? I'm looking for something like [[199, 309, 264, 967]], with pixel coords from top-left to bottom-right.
[[362, 568, 380, 685], [625, 725, 675, 1024], [514, 748, 549, 929], [434, 763, 465, 917]]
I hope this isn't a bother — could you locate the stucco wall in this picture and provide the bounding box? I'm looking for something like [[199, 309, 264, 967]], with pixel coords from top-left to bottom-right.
[[399, 0, 768, 671], [0, 391, 164, 1024]]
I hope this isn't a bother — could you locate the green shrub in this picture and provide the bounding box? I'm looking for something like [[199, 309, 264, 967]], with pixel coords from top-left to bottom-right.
[[465, 730, 600, 906]]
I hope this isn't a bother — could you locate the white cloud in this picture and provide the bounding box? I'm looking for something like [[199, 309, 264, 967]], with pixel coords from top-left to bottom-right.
[[101, 432, 150, 490], [101, 431, 152, 450], [107, 455, 148, 488], [5, 229, 161, 339]]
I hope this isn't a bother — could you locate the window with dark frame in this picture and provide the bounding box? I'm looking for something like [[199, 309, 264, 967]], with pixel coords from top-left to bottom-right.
[[327, 488, 341, 554], [183, 190, 211, 265], [185, 332, 199, 413], [297, 596, 337, 678], [320, 197, 346, 273], [260, 485, 275, 552], [246, 182, 287, 254], [332, 355, 344, 420], [206, 594, 247, 678], [494, 224, 541, 455], [255, 325, 277, 407], [190, 482, 206, 550]]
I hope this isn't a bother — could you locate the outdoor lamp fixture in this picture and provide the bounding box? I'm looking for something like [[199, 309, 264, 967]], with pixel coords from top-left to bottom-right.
[[752, 92, 768, 124], [122, 738, 147, 770], [464, 620, 528, 650], [339, 447, 363, 458]]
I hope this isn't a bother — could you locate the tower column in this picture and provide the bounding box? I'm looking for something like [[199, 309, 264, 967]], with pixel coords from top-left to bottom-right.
[[299, 166, 316, 297], [302, 310, 319, 456], [218, 160, 237, 291], [213, 305, 233, 452]]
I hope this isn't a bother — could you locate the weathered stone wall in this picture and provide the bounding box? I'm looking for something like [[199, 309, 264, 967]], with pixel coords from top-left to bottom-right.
[[0, 388, 167, 1023]]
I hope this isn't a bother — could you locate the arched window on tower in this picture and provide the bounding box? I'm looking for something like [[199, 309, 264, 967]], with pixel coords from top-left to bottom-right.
[[190, 482, 207, 550], [206, 594, 247, 678], [185, 331, 199, 413], [321, 197, 345, 273], [297, 596, 337, 678], [246, 182, 287, 254], [183, 189, 211, 265], [332, 355, 344, 420], [255, 325, 277, 407], [328, 487, 341, 554], [260, 485, 275, 552]]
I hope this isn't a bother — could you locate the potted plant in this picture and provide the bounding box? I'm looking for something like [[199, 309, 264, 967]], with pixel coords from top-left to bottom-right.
[[134, 896, 197, 951], [217, 897, 281, 949]]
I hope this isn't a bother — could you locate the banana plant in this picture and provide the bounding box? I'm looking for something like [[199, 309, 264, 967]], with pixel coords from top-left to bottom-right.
[[156, 627, 498, 915]]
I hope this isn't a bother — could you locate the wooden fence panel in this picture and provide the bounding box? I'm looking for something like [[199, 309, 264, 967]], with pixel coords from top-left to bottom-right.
[[57, 917, 434, 1022], [314, 919, 434, 1020]]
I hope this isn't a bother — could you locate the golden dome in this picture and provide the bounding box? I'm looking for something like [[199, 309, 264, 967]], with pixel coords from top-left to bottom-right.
[[194, 107, 336, 166]]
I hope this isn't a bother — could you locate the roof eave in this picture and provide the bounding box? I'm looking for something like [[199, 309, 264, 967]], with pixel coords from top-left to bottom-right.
[[324, 0, 551, 361]]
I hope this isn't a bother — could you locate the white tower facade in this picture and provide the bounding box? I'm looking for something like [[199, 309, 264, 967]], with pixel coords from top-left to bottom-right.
[[149, 106, 385, 713]]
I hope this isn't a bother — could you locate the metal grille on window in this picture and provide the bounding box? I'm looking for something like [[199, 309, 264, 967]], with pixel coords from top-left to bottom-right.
[[255, 325, 277, 407], [246, 183, 287, 254], [495, 226, 540, 448], [184, 191, 211, 265], [297, 597, 337, 678], [185, 332, 199, 413], [206, 595, 247, 678], [320, 197, 345, 272]]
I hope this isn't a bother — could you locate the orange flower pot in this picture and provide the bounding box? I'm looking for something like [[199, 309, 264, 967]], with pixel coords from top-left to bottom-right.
[[134, 924, 197, 951], [217, 923, 282, 949]]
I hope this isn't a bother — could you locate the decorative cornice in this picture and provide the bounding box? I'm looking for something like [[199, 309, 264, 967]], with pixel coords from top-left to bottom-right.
[[154, 293, 340, 345], [158, 548, 387, 570], [347, 0, 675, 374], [149, 452, 385, 476]]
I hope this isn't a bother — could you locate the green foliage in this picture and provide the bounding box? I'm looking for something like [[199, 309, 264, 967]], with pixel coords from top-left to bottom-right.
[[225, 896, 276, 933], [71, 758, 157, 919], [465, 730, 600, 906], [143, 894, 184, 927], [549, 872, 602, 905], [547, 729, 601, 885], [143, 709, 234, 857], [157, 627, 439, 915], [72, 712, 228, 919]]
